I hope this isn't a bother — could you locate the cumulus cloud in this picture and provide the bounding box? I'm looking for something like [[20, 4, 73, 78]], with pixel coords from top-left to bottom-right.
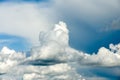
[[0, 46, 26, 73], [81, 44, 120, 66], [0, 21, 120, 80], [0, 21, 86, 80], [22, 63, 83, 80], [30, 21, 85, 62], [30, 21, 120, 66], [31, 22, 69, 60]]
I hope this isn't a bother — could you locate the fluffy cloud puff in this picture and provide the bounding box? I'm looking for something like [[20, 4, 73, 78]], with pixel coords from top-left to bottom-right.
[[0, 47, 26, 73]]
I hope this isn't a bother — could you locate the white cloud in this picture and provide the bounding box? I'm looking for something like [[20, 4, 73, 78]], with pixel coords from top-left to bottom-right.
[[30, 21, 84, 62], [81, 45, 120, 66], [0, 22, 85, 80], [22, 63, 83, 80], [0, 46, 26, 73], [0, 2, 56, 44], [0, 21, 120, 80], [30, 21, 120, 67]]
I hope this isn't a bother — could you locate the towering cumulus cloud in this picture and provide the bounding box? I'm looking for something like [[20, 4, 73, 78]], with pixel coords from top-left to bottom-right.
[[31, 21, 68, 60], [0, 21, 85, 80], [0, 21, 120, 80], [30, 21, 85, 62], [27, 21, 85, 79], [31, 21, 120, 67]]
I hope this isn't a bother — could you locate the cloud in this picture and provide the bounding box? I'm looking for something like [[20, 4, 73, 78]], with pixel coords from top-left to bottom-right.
[[52, 0, 120, 24], [0, 22, 85, 80], [30, 21, 120, 67], [0, 0, 120, 40], [81, 44, 120, 66], [0, 22, 120, 80], [0, 0, 120, 47], [22, 63, 83, 80], [0, 46, 26, 73], [31, 22, 69, 60], [0, 2, 56, 44], [30, 21, 84, 62], [104, 18, 120, 31], [0, 39, 12, 44]]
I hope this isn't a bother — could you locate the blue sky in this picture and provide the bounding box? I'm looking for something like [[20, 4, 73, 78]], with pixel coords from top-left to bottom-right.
[[0, 0, 120, 53], [0, 33, 30, 52], [0, 1, 120, 80]]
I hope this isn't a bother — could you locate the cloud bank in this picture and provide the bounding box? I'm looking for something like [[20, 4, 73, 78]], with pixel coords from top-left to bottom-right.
[[0, 22, 120, 80]]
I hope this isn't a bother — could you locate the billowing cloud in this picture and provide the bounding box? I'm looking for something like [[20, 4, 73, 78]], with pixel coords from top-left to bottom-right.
[[0, 22, 85, 80], [0, 46, 26, 73], [81, 43, 120, 66], [30, 21, 120, 67], [0, 0, 120, 79], [0, 21, 120, 80]]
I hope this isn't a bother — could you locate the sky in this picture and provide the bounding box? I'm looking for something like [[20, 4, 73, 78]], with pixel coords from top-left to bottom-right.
[[0, 33, 30, 52], [0, 1, 120, 80], [0, 0, 120, 53]]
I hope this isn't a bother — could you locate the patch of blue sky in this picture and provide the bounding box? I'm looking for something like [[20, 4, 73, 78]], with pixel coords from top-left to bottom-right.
[[67, 19, 120, 53], [0, 33, 31, 52]]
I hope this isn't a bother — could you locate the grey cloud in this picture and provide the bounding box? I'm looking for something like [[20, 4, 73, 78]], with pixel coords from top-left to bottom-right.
[[52, 0, 120, 24]]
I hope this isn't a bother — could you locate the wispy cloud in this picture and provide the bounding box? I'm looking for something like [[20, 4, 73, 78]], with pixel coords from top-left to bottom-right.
[[0, 39, 12, 44], [52, 0, 120, 24], [104, 18, 120, 31], [0, 0, 120, 44], [0, 2, 56, 44]]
